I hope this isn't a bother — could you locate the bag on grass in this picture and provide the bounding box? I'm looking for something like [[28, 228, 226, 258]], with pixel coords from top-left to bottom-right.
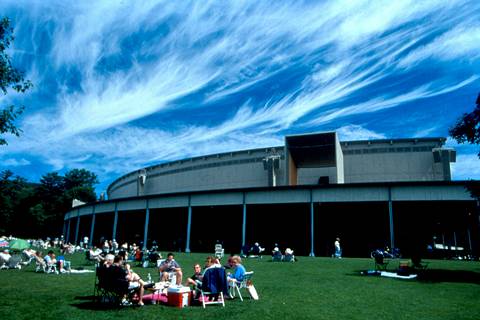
[[246, 280, 259, 300]]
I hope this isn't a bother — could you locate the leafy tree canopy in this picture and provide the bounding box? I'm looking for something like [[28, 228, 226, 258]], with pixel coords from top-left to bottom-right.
[[449, 93, 480, 157], [0, 17, 32, 145], [0, 168, 99, 237], [449, 93, 480, 201]]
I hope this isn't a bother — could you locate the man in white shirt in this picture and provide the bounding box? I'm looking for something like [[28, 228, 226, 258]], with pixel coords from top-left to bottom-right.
[[0, 249, 11, 264]]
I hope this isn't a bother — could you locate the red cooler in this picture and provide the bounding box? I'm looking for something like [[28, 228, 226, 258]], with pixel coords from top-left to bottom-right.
[[167, 286, 191, 308]]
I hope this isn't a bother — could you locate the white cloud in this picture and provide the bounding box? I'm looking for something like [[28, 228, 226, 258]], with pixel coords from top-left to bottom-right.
[[399, 25, 480, 68], [336, 125, 386, 141], [451, 153, 480, 181], [1, 158, 31, 167], [1, 0, 480, 186]]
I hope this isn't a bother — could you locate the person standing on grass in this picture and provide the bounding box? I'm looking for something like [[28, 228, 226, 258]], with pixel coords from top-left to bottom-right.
[[334, 237, 342, 258]]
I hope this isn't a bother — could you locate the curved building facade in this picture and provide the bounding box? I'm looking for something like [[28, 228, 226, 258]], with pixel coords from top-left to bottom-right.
[[64, 132, 479, 258]]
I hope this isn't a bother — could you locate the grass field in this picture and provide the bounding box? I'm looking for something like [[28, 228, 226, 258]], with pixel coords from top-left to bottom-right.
[[1, 251, 479, 320]]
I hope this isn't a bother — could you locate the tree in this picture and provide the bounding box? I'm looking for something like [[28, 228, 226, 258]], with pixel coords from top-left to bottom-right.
[[449, 93, 480, 157], [64, 168, 98, 204], [0, 170, 34, 235], [449, 93, 480, 200], [0, 17, 32, 145], [36, 169, 98, 236], [0, 168, 99, 238]]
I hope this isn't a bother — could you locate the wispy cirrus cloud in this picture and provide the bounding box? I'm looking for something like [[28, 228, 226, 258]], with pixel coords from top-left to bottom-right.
[[1, 158, 31, 167], [1, 0, 479, 190], [336, 125, 386, 141]]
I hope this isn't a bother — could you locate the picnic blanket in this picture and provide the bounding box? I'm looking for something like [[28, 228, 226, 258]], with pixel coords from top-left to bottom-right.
[[70, 269, 94, 274], [380, 271, 417, 279], [361, 270, 417, 280]]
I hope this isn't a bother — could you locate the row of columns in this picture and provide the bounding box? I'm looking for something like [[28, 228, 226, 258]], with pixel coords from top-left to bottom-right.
[[65, 188, 399, 254]]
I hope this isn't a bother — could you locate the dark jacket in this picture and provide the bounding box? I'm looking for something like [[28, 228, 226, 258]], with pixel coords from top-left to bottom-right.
[[201, 267, 228, 295]]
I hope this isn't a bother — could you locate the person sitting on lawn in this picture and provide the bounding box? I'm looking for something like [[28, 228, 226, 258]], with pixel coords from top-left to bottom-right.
[[227, 255, 246, 286], [159, 252, 182, 285], [185, 263, 203, 296], [272, 246, 282, 260], [89, 246, 104, 262], [22, 248, 37, 265], [284, 248, 295, 262], [203, 256, 221, 272], [250, 242, 264, 257], [0, 249, 11, 268], [224, 255, 235, 269], [44, 250, 66, 273], [0, 249, 11, 263], [112, 255, 144, 306], [103, 254, 115, 267]]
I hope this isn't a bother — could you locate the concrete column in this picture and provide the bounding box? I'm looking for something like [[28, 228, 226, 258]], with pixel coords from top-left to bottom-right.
[[185, 195, 192, 253], [112, 202, 118, 242], [453, 231, 458, 256], [388, 186, 395, 249], [62, 221, 67, 239], [309, 189, 315, 257], [467, 228, 472, 253], [477, 200, 480, 257], [66, 219, 71, 243], [143, 199, 150, 250], [242, 192, 247, 248], [74, 209, 80, 245], [89, 205, 96, 248]]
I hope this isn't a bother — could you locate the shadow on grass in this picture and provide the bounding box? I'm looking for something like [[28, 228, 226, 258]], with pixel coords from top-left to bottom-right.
[[417, 269, 480, 285], [71, 296, 123, 311]]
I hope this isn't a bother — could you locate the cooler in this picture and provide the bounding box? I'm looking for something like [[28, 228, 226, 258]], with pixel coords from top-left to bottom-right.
[[167, 286, 191, 308]]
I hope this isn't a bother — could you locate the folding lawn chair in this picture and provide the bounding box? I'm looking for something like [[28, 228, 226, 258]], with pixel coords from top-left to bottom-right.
[[373, 253, 389, 271], [214, 244, 224, 258], [197, 267, 228, 308], [229, 271, 254, 301]]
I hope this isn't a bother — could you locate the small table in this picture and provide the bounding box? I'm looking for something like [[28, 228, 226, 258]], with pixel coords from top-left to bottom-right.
[[145, 282, 167, 304]]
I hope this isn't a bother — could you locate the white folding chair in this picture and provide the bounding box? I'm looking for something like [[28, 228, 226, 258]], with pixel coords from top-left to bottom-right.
[[229, 271, 254, 301], [197, 267, 226, 308], [214, 244, 224, 258]]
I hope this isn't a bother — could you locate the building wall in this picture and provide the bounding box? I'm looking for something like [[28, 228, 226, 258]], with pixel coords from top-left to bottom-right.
[[297, 167, 338, 185], [108, 147, 286, 199], [342, 140, 445, 183], [107, 138, 447, 199]]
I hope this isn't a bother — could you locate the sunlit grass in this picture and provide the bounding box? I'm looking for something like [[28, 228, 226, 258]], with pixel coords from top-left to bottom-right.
[[1, 251, 479, 320]]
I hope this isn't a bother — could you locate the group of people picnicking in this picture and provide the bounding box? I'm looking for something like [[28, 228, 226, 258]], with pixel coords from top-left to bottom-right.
[[0, 247, 70, 273], [97, 251, 247, 306], [240, 241, 297, 262]]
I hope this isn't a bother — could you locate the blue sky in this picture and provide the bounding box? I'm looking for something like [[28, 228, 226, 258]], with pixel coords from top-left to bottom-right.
[[0, 0, 479, 194]]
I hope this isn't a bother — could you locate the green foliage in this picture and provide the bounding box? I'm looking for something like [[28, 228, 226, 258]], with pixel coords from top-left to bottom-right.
[[64, 168, 99, 204], [449, 93, 480, 200], [449, 93, 480, 157], [0, 17, 32, 145], [0, 168, 98, 237]]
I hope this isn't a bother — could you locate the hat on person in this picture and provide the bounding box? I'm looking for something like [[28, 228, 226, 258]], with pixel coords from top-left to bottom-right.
[[255, 242, 259, 246], [273, 247, 279, 252], [105, 254, 115, 262], [285, 248, 293, 255]]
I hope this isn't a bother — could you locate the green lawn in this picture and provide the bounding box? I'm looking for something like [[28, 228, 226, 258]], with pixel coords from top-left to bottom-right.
[[1, 252, 479, 320]]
